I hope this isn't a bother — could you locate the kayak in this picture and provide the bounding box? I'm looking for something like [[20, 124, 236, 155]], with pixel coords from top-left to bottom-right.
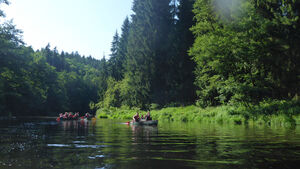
[[130, 120, 158, 126]]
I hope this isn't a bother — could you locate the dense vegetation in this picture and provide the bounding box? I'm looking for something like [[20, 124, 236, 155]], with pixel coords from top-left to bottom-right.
[[190, 0, 300, 107], [95, 0, 299, 112], [97, 99, 300, 126], [0, 35, 107, 116], [95, 0, 300, 124], [0, 1, 109, 116], [1, 0, 299, 120], [94, 0, 197, 109]]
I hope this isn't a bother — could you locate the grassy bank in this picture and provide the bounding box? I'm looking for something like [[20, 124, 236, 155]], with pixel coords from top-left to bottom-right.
[[96, 99, 300, 126]]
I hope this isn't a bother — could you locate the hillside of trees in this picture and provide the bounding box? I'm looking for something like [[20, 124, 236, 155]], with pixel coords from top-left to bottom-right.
[[95, 0, 197, 110], [0, 25, 108, 116], [1, 0, 299, 117], [95, 0, 299, 110], [0, 1, 108, 116]]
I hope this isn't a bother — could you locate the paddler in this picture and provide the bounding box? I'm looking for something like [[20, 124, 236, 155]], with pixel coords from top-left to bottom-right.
[[63, 112, 68, 119], [133, 112, 140, 122], [68, 112, 74, 119], [85, 112, 91, 118], [145, 111, 152, 121]]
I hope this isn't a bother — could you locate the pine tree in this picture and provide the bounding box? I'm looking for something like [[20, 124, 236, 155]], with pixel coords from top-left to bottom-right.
[[0, 0, 8, 18], [118, 17, 131, 73], [124, 0, 173, 108], [169, 0, 196, 104], [108, 31, 121, 80]]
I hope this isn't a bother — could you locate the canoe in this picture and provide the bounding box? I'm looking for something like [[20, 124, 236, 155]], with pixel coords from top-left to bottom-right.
[[56, 116, 93, 122], [130, 120, 158, 126]]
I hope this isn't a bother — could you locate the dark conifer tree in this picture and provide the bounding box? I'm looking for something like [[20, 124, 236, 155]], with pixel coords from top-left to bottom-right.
[[125, 0, 173, 108], [108, 31, 121, 80], [117, 17, 131, 76], [173, 0, 197, 104]]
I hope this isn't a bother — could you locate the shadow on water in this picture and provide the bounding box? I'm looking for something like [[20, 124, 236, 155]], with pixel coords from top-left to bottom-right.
[[1, 118, 300, 169]]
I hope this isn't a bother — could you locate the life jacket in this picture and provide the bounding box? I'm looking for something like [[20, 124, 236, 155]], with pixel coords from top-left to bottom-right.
[[134, 115, 140, 121], [145, 115, 152, 121]]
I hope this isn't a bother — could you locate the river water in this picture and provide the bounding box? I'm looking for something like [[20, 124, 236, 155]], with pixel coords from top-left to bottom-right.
[[0, 118, 300, 169]]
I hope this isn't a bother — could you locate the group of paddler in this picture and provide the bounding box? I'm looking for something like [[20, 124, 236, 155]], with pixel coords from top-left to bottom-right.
[[132, 112, 152, 122], [56, 112, 92, 121]]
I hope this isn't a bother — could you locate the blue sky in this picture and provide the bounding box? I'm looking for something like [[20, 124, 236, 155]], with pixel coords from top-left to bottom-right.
[[1, 0, 133, 59]]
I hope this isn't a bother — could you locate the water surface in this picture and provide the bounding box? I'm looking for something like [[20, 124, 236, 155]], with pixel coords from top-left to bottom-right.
[[0, 118, 300, 169]]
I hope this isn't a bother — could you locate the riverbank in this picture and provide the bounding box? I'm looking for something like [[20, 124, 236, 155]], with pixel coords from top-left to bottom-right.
[[96, 99, 300, 126]]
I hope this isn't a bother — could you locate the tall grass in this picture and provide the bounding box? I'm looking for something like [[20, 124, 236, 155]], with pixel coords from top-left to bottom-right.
[[96, 99, 300, 126]]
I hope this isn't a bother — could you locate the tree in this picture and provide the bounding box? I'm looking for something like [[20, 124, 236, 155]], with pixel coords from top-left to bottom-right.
[[167, 0, 197, 104], [125, 0, 173, 108], [0, 1, 113, 116], [189, 0, 300, 107], [108, 31, 121, 80], [117, 17, 131, 78], [0, 0, 9, 18]]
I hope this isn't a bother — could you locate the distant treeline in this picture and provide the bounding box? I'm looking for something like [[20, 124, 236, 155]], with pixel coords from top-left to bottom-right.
[[1, 0, 299, 116], [0, 26, 108, 116]]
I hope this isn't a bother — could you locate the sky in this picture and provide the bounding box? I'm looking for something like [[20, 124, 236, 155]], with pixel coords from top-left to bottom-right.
[[1, 0, 133, 60]]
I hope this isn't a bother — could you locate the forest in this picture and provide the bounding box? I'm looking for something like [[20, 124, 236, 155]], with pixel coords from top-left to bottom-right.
[[0, 0, 299, 118]]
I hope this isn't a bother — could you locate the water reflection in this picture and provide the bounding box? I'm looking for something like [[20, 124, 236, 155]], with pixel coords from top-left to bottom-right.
[[1, 119, 300, 169], [129, 125, 158, 143], [60, 118, 96, 131]]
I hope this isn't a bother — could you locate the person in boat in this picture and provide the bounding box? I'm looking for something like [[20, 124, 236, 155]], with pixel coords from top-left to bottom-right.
[[145, 111, 152, 121], [68, 112, 74, 119], [63, 112, 68, 119], [141, 114, 144, 120], [85, 112, 91, 118], [133, 112, 140, 122], [73, 112, 79, 119], [57, 113, 64, 121]]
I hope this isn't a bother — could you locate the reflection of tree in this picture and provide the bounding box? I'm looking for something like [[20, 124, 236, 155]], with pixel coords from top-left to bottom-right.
[[130, 125, 158, 144], [1, 119, 300, 169]]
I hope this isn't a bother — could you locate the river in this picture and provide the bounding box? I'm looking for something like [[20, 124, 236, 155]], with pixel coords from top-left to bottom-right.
[[0, 118, 300, 169]]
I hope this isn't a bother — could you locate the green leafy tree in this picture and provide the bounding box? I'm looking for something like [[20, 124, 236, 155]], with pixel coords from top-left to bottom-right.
[[190, 0, 300, 107]]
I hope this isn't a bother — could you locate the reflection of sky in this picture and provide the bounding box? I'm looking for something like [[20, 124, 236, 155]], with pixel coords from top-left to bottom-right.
[[1, 119, 300, 168], [1, 0, 133, 60]]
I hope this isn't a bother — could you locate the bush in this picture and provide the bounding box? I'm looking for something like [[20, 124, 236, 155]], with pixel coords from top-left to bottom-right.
[[95, 99, 300, 126], [149, 103, 160, 110]]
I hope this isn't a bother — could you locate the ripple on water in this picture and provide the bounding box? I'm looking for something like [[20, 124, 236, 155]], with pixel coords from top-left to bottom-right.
[[47, 144, 70, 147], [88, 155, 105, 159], [72, 141, 86, 144], [74, 144, 109, 148], [47, 144, 110, 148]]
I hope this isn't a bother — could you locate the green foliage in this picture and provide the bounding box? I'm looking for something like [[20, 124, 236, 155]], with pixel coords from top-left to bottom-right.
[[0, 9, 108, 116], [97, 99, 300, 126], [167, 0, 197, 104], [124, 0, 175, 108], [190, 0, 300, 106], [97, 0, 197, 110], [149, 103, 160, 110], [102, 77, 121, 108], [108, 31, 123, 80], [2, 0, 299, 120]]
